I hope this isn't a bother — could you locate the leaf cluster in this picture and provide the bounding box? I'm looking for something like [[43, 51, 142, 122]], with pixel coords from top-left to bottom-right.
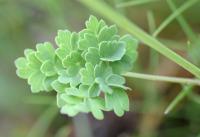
[[15, 15, 138, 120]]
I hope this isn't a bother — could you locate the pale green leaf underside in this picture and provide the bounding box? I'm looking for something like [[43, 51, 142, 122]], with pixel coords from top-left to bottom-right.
[[99, 41, 126, 61]]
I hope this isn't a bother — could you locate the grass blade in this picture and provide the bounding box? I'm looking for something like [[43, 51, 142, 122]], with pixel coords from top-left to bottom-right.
[[166, 0, 197, 42], [116, 0, 159, 8], [147, 10, 156, 35], [188, 92, 200, 105], [79, 0, 200, 79], [153, 0, 199, 37], [164, 85, 193, 114], [147, 10, 159, 70]]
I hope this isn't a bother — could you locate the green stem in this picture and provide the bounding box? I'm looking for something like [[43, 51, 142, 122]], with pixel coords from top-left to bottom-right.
[[147, 10, 156, 35], [166, 0, 197, 42], [188, 92, 200, 105], [79, 0, 200, 79], [123, 72, 200, 86], [164, 85, 193, 114], [73, 114, 93, 137], [153, 0, 198, 37], [116, 0, 159, 8]]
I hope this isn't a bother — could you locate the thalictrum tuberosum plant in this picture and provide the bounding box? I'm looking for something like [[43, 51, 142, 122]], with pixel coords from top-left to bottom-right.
[[15, 16, 138, 120], [15, 15, 200, 120]]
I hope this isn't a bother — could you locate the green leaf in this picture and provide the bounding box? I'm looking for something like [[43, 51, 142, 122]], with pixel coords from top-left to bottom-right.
[[74, 103, 90, 113], [40, 60, 56, 76], [69, 75, 81, 87], [79, 29, 90, 38], [24, 49, 34, 58], [120, 34, 138, 63], [70, 32, 79, 50], [105, 88, 129, 116], [58, 72, 81, 87], [55, 48, 70, 60], [78, 33, 98, 50], [28, 71, 46, 93], [88, 83, 100, 97], [67, 66, 80, 77], [120, 34, 138, 50], [99, 41, 126, 61], [54, 57, 64, 74], [15, 57, 27, 69], [16, 68, 31, 79], [55, 30, 71, 48], [58, 71, 71, 84], [52, 80, 68, 93], [27, 52, 41, 69], [68, 66, 79, 76], [98, 25, 117, 42], [65, 87, 88, 98], [61, 104, 79, 117], [85, 15, 99, 33], [106, 74, 125, 85], [94, 62, 112, 79], [62, 51, 82, 67], [110, 54, 136, 74], [95, 77, 113, 94], [85, 47, 100, 65], [61, 94, 83, 105], [85, 15, 107, 35], [61, 102, 90, 116], [97, 20, 106, 33], [36, 42, 55, 62], [87, 98, 104, 120], [57, 93, 66, 107], [80, 63, 95, 85], [79, 84, 90, 97], [43, 75, 57, 91], [94, 63, 114, 93], [58, 71, 81, 87], [15, 57, 31, 79]]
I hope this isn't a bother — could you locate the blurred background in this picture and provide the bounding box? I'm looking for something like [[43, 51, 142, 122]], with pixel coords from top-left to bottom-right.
[[0, 0, 200, 137]]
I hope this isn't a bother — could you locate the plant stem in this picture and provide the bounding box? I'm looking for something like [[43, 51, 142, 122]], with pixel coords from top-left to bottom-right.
[[73, 114, 93, 137], [188, 92, 200, 105], [123, 72, 200, 86], [153, 0, 198, 37], [167, 0, 197, 42], [79, 0, 200, 79], [164, 85, 193, 114], [116, 0, 159, 8]]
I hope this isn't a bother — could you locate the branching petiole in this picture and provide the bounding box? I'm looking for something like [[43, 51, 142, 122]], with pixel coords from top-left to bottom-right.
[[123, 72, 200, 86]]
